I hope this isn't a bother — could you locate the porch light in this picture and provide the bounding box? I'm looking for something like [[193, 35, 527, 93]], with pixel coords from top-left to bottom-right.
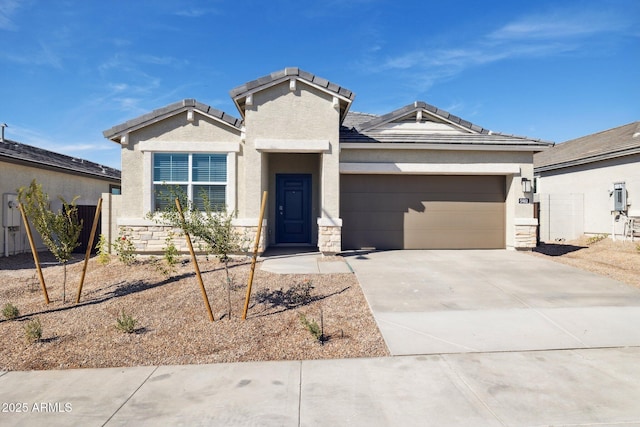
[[521, 178, 532, 193]]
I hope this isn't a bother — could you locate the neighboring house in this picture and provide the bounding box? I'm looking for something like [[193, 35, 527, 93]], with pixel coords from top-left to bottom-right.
[[102, 67, 552, 255], [0, 136, 121, 257], [534, 121, 640, 241]]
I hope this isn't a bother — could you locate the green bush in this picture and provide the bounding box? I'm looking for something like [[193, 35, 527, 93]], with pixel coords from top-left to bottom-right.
[[24, 318, 43, 343], [96, 234, 111, 265], [113, 229, 137, 265], [115, 309, 137, 334], [2, 303, 19, 320], [299, 312, 327, 344]]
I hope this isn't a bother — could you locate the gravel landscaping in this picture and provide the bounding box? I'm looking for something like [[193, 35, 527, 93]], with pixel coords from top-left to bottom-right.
[[0, 253, 388, 371], [529, 237, 640, 288], [2, 237, 637, 371]]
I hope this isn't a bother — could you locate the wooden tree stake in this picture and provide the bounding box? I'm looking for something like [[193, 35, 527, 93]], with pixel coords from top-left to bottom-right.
[[242, 191, 267, 320], [176, 198, 214, 322], [75, 197, 103, 304], [18, 203, 50, 304]]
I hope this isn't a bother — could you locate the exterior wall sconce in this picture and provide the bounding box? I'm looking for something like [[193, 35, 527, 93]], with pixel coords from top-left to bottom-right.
[[521, 178, 532, 193]]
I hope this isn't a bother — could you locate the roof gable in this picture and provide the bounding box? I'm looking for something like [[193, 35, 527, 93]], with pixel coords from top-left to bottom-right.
[[341, 102, 553, 150], [103, 99, 242, 142], [229, 67, 355, 123], [534, 121, 640, 171], [356, 101, 487, 134]]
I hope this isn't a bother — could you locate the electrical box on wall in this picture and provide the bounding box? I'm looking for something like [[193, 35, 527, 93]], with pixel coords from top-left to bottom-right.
[[2, 193, 20, 228], [612, 182, 627, 212]]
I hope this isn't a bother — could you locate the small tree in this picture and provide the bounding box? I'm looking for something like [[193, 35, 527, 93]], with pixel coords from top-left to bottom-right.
[[18, 179, 82, 303], [148, 186, 242, 318]]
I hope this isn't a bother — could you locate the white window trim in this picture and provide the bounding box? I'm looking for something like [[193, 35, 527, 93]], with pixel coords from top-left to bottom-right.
[[142, 148, 237, 213]]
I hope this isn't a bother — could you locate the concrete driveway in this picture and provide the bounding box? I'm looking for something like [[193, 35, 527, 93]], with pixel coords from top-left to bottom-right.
[[345, 250, 640, 355]]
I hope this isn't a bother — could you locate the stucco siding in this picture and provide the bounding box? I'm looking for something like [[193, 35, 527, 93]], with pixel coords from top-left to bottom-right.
[[1, 160, 115, 256], [536, 154, 640, 239], [243, 81, 341, 221], [131, 113, 241, 143], [119, 111, 242, 220]]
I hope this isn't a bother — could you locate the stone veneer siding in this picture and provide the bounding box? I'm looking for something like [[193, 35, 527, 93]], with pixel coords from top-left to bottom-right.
[[514, 224, 537, 249], [318, 225, 342, 255], [117, 225, 266, 254]]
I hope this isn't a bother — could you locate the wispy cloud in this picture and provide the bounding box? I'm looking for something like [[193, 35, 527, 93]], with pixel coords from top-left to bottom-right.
[[174, 8, 218, 18], [371, 5, 637, 91], [0, 0, 23, 31], [4, 40, 64, 69]]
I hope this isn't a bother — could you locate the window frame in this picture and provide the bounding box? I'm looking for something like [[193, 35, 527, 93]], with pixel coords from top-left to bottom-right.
[[152, 152, 229, 212]]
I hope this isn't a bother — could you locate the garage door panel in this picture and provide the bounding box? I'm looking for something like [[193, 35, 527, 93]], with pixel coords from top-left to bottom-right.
[[341, 175, 506, 250], [404, 230, 505, 249]]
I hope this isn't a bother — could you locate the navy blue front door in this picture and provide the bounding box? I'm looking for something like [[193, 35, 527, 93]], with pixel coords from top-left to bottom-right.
[[276, 174, 311, 244]]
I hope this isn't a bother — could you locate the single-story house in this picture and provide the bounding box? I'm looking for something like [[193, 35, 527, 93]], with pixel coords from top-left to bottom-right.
[[534, 121, 640, 241], [102, 67, 552, 254], [0, 133, 121, 257]]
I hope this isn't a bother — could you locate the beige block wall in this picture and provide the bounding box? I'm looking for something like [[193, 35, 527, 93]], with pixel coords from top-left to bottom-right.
[[536, 154, 640, 238], [1, 160, 117, 256]]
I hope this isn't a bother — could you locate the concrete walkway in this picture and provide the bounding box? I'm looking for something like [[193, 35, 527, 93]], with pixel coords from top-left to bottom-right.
[[260, 248, 352, 274], [2, 348, 640, 426], [3, 249, 640, 426], [346, 250, 640, 355]]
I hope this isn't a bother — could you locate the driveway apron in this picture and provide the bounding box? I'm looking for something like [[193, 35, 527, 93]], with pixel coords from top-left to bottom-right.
[[345, 250, 640, 355]]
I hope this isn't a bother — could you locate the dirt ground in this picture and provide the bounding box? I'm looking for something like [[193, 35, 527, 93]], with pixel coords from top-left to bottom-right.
[[529, 237, 640, 288], [0, 253, 388, 371]]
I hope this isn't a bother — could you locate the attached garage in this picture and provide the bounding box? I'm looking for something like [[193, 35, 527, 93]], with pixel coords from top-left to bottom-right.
[[341, 174, 506, 250]]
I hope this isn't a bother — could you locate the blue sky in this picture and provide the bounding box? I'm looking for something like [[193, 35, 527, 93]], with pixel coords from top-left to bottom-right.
[[1, 0, 638, 170]]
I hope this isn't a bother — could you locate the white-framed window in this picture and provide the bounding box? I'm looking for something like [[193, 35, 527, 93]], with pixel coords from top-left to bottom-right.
[[153, 153, 227, 211]]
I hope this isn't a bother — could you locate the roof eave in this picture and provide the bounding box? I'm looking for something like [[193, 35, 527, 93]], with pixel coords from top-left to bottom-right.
[[0, 154, 121, 182], [535, 146, 640, 173], [103, 99, 242, 142]]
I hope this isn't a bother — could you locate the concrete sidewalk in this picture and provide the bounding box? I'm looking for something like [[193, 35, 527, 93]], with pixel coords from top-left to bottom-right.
[[2, 347, 640, 426]]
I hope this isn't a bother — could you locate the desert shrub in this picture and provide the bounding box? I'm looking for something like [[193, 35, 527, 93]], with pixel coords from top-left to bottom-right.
[[18, 179, 82, 303], [2, 303, 19, 320], [162, 233, 179, 275], [115, 309, 137, 334], [113, 229, 137, 265], [586, 234, 608, 245], [24, 318, 43, 343], [96, 234, 111, 265], [148, 186, 243, 319], [299, 312, 326, 344]]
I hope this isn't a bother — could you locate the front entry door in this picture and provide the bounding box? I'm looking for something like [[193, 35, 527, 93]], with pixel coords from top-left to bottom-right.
[[276, 174, 311, 244]]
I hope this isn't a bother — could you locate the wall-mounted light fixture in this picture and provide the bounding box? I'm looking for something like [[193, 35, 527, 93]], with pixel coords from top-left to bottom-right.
[[521, 178, 532, 193]]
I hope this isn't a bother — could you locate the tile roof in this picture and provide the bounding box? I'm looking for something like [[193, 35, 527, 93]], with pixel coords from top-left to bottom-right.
[[355, 101, 489, 134], [341, 105, 553, 150], [229, 67, 355, 122], [0, 138, 121, 182], [534, 121, 640, 172], [229, 67, 355, 101], [103, 99, 242, 140]]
